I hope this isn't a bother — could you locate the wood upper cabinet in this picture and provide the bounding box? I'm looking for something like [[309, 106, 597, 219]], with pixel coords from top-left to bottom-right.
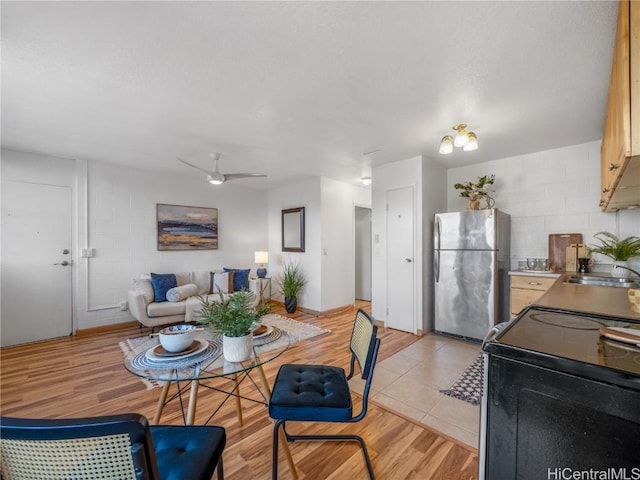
[[600, 0, 640, 212], [510, 274, 558, 316]]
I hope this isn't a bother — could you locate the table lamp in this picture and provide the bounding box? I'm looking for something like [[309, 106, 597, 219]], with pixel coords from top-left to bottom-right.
[[255, 251, 268, 278]]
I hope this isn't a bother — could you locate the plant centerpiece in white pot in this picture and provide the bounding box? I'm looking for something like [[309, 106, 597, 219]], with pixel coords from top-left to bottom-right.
[[454, 174, 496, 210], [197, 290, 273, 362], [589, 231, 640, 278], [279, 260, 307, 314]]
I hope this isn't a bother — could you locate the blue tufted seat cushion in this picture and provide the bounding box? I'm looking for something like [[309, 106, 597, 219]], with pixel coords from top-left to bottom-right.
[[150, 425, 225, 480], [269, 364, 353, 422]]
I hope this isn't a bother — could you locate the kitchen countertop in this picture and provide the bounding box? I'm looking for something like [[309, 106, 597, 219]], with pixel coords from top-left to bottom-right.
[[535, 273, 640, 322]]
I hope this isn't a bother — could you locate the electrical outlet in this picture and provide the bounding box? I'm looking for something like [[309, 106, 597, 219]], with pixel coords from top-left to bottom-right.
[[119, 300, 127, 311]]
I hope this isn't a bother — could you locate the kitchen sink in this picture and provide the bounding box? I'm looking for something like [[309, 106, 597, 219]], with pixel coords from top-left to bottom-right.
[[563, 274, 640, 288]]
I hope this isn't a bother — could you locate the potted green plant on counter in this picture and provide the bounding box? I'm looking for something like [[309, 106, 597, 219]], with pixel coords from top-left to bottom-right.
[[589, 231, 640, 278], [197, 290, 273, 361], [279, 260, 307, 313], [454, 174, 496, 210]]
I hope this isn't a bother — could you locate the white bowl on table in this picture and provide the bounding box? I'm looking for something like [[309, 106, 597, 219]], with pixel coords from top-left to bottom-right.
[[158, 324, 199, 353]]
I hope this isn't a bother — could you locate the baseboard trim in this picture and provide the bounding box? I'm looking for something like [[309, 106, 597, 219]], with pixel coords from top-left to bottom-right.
[[269, 300, 355, 318], [76, 321, 139, 337]]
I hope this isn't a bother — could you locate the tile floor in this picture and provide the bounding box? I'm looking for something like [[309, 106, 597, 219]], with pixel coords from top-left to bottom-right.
[[351, 332, 481, 449]]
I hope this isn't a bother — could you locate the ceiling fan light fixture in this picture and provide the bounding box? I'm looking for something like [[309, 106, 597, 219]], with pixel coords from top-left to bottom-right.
[[439, 135, 454, 154], [207, 173, 224, 185], [463, 132, 478, 151], [178, 153, 266, 185]]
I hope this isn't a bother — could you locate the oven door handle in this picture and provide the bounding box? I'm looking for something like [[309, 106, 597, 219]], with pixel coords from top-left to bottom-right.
[[482, 321, 510, 349]]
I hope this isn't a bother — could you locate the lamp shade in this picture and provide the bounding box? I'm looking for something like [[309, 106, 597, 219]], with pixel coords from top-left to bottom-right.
[[453, 131, 469, 148], [463, 132, 478, 151], [439, 136, 454, 154], [254, 251, 269, 264]]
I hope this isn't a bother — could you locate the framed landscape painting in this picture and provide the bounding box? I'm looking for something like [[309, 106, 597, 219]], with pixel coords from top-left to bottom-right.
[[157, 204, 218, 250]]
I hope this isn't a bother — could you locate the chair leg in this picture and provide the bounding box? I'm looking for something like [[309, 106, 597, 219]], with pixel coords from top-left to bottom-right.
[[281, 425, 375, 480], [272, 419, 284, 480], [216, 457, 224, 480]]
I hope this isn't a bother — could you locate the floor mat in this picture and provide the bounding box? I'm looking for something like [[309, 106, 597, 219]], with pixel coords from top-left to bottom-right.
[[440, 354, 483, 406]]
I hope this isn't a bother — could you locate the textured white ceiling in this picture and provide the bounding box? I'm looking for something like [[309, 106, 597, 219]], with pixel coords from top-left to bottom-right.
[[1, 1, 618, 189]]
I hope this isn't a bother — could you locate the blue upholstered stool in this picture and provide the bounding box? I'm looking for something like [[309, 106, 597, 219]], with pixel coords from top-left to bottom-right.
[[269, 309, 381, 480], [269, 364, 353, 422], [151, 424, 226, 480]]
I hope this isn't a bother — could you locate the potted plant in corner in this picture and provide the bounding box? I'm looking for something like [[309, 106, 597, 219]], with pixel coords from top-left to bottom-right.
[[279, 260, 307, 314], [197, 289, 273, 362], [454, 174, 496, 210], [589, 231, 640, 278]]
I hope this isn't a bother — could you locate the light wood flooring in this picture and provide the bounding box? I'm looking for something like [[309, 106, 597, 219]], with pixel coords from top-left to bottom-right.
[[0, 302, 479, 479]]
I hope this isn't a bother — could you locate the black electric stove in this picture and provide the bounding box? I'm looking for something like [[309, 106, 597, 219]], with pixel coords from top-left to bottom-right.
[[479, 306, 640, 480]]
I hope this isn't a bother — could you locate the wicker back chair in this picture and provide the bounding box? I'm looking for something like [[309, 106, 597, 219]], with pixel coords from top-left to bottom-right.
[[0, 413, 225, 480], [269, 308, 381, 479]]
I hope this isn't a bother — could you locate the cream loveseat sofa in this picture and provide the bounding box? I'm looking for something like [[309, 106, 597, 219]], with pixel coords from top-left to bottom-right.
[[128, 269, 259, 330]]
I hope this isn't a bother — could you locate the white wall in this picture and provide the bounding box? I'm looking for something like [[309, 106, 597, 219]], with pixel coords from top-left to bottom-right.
[[320, 177, 368, 310], [267, 176, 371, 312], [421, 156, 448, 332], [82, 160, 268, 329], [1, 149, 269, 330], [268, 178, 322, 310], [447, 141, 640, 270]]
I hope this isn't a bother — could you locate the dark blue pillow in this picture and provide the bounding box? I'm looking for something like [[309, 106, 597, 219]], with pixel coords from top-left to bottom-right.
[[150, 273, 177, 303], [223, 268, 250, 291]]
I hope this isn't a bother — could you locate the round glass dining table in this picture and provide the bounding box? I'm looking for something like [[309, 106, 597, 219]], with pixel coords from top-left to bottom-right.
[[123, 328, 290, 426]]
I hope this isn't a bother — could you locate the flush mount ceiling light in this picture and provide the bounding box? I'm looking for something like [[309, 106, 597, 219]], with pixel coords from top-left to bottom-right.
[[439, 124, 478, 154], [361, 176, 372, 185]]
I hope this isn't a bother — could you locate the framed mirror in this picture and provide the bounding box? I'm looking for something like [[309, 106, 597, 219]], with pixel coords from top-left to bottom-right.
[[282, 207, 305, 252]]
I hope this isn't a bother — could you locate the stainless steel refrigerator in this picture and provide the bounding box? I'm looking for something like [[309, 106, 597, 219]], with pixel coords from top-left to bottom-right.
[[433, 209, 510, 341]]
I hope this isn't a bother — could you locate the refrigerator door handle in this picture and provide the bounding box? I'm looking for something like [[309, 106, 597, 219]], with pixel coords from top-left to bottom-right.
[[434, 216, 441, 251], [434, 249, 440, 283]]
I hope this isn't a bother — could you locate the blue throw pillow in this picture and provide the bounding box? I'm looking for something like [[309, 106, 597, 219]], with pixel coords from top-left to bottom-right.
[[150, 273, 177, 303], [224, 268, 250, 291]]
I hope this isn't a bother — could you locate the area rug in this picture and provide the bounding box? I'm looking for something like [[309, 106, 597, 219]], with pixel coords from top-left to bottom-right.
[[440, 354, 483, 406], [119, 314, 330, 389]]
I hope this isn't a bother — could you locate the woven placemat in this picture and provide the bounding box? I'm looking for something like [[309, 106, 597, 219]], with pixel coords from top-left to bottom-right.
[[120, 314, 330, 389]]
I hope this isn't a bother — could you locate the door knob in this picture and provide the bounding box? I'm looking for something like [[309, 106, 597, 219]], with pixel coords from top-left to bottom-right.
[[405, 258, 412, 263], [54, 261, 70, 266]]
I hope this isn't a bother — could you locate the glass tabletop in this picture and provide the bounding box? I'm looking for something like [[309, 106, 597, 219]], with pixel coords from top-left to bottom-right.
[[123, 327, 290, 382]]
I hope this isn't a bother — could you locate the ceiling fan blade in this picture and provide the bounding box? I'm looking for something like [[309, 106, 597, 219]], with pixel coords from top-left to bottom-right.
[[223, 173, 268, 181], [177, 157, 213, 175]]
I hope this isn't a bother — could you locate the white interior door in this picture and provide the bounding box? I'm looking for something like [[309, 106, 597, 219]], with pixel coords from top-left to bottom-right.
[[355, 206, 372, 301], [386, 186, 415, 333], [1, 180, 73, 346]]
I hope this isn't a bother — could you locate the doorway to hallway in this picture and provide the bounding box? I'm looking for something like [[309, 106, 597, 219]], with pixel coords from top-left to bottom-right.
[[354, 206, 372, 301]]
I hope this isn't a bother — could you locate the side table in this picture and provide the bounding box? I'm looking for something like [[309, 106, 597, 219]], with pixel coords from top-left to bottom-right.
[[257, 277, 272, 304]]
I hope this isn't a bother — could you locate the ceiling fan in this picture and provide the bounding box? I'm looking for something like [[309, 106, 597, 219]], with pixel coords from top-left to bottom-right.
[[178, 153, 267, 185]]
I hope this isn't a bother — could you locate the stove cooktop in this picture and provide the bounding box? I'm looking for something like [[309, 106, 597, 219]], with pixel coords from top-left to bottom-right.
[[485, 306, 640, 379]]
